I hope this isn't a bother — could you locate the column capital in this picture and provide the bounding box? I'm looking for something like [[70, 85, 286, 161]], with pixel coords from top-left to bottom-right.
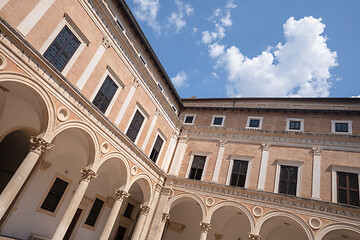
[[139, 204, 150, 216], [249, 233, 261, 240], [162, 187, 173, 196], [115, 189, 130, 201], [133, 77, 140, 88], [311, 147, 321, 156], [200, 222, 211, 233], [155, 108, 161, 117], [101, 37, 111, 49], [80, 168, 98, 183], [30, 136, 53, 155], [161, 213, 170, 222], [219, 140, 227, 147], [260, 143, 270, 151], [155, 183, 162, 193]]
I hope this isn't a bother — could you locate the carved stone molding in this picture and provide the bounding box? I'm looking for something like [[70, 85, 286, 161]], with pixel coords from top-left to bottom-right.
[[200, 222, 211, 233], [115, 189, 130, 201], [260, 143, 270, 151], [249, 234, 261, 240], [80, 168, 98, 182], [311, 147, 321, 156], [162, 187, 173, 196], [155, 183, 162, 193], [101, 37, 111, 49], [139, 204, 150, 216], [155, 108, 161, 117], [161, 213, 170, 222], [30, 136, 53, 155], [219, 140, 227, 147]]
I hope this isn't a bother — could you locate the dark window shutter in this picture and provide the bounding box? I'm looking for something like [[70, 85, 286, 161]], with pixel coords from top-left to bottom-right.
[[189, 155, 206, 180], [149, 136, 164, 163], [41, 177, 69, 212], [85, 198, 104, 227], [337, 172, 359, 206], [92, 76, 118, 113], [278, 165, 298, 196], [230, 160, 248, 187], [126, 110, 145, 142]]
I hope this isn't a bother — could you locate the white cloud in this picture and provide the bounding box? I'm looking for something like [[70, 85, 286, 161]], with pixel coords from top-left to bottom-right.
[[133, 0, 161, 33], [172, 71, 189, 88], [193, 27, 198, 33], [168, 0, 194, 33], [212, 72, 219, 78], [215, 16, 337, 97]]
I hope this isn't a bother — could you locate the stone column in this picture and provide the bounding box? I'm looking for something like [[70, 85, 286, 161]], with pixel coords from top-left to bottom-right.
[[0, 136, 53, 219], [311, 147, 321, 199], [249, 233, 261, 239], [200, 222, 211, 240], [115, 78, 140, 125], [131, 204, 150, 240], [141, 109, 160, 151], [212, 140, 226, 182], [161, 129, 179, 173], [168, 136, 188, 176], [257, 144, 270, 190], [52, 168, 98, 240], [151, 187, 173, 240], [100, 189, 130, 240]]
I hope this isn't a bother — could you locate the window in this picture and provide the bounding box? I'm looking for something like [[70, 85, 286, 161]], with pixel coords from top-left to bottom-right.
[[92, 76, 118, 113], [123, 203, 134, 219], [278, 165, 298, 196], [337, 172, 359, 206], [157, 83, 163, 92], [246, 117, 263, 129], [286, 118, 304, 131], [126, 110, 145, 142], [184, 114, 196, 125], [116, 19, 125, 31], [149, 135, 164, 163], [229, 160, 249, 187], [211, 115, 225, 127], [85, 197, 105, 227], [43, 25, 80, 72], [40, 177, 69, 213], [188, 155, 206, 180], [171, 105, 177, 113], [331, 120, 352, 134], [139, 54, 146, 65]]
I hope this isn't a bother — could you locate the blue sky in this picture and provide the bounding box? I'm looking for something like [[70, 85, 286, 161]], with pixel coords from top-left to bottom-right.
[[127, 0, 360, 98]]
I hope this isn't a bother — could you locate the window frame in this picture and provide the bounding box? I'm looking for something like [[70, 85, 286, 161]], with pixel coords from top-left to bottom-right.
[[90, 66, 124, 116], [183, 114, 196, 125], [331, 120, 352, 134], [124, 103, 149, 144], [39, 13, 89, 76], [186, 151, 211, 181], [83, 194, 107, 230], [274, 160, 303, 197], [226, 155, 253, 188], [37, 173, 72, 217], [331, 165, 360, 205], [246, 116, 264, 129], [149, 130, 167, 164], [286, 118, 304, 132], [211, 115, 225, 127]]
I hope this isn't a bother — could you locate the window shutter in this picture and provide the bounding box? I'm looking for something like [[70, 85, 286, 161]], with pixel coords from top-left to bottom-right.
[[41, 177, 69, 212], [85, 198, 104, 227], [126, 110, 145, 142]]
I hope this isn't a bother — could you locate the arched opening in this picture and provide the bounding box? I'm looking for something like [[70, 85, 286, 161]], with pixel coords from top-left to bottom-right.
[[0, 130, 31, 194], [207, 205, 252, 240], [322, 228, 360, 240], [259, 215, 310, 240], [163, 197, 204, 240]]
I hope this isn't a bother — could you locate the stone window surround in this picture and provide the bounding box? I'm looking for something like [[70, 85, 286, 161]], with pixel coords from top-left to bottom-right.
[[183, 114, 196, 125], [246, 116, 264, 130], [331, 120, 352, 134], [37, 173, 72, 217], [38, 13, 89, 76], [274, 159, 303, 197], [211, 115, 226, 127], [82, 194, 107, 231], [331, 165, 360, 204], [89, 66, 124, 117], [124, 102, 149, 145], [149, 129, 167, 164], [286, 118, 304, 132], [185, 151, 211, 181], [226, 155, 253, 188]]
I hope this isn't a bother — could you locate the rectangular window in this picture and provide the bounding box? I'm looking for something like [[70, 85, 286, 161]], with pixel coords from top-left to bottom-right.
[[331, 120, 352, 134], [123, 203, 134, 219], [85, 198, 104, 227], [188, 155, 206, 180], [337, 172, 359, 206], [40, 177, 69, 213], [92, 76, 118, 113], [335, 123, 348, 133], [249, 119, 260, 128], [184, 115, 195, 125], [246, 117, 263, 129], [230, 160, 249, 187], [43, 25, 80, 71], [289, 120, 301, 130], [149, 135, 164, 163], [286, 118, 304, 131], [126, 110, 145, 142], [211, 115, 225, 126], [278, 165, 298, 196]]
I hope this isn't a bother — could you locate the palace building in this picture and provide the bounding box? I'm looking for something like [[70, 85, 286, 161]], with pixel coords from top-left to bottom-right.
[[0, 0, 359, 240]]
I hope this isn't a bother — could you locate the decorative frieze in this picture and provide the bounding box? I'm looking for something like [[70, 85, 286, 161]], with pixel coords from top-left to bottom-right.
[[139, 204, 150, 216], [161, 213, 170, 222], [115, 189, 130, 201], [30, 136, 53, 155], [80, 168, 98, 182], [200, 222, 211, 233]]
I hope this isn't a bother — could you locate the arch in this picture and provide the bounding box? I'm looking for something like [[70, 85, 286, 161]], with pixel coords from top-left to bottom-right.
[[206, 200, 255, 232], [164, 192, 207, 221], [0, 72, 55, 138], [126, 173, 153, 205], [315, 223, 360, 240], [255, 210, 314, 240]]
